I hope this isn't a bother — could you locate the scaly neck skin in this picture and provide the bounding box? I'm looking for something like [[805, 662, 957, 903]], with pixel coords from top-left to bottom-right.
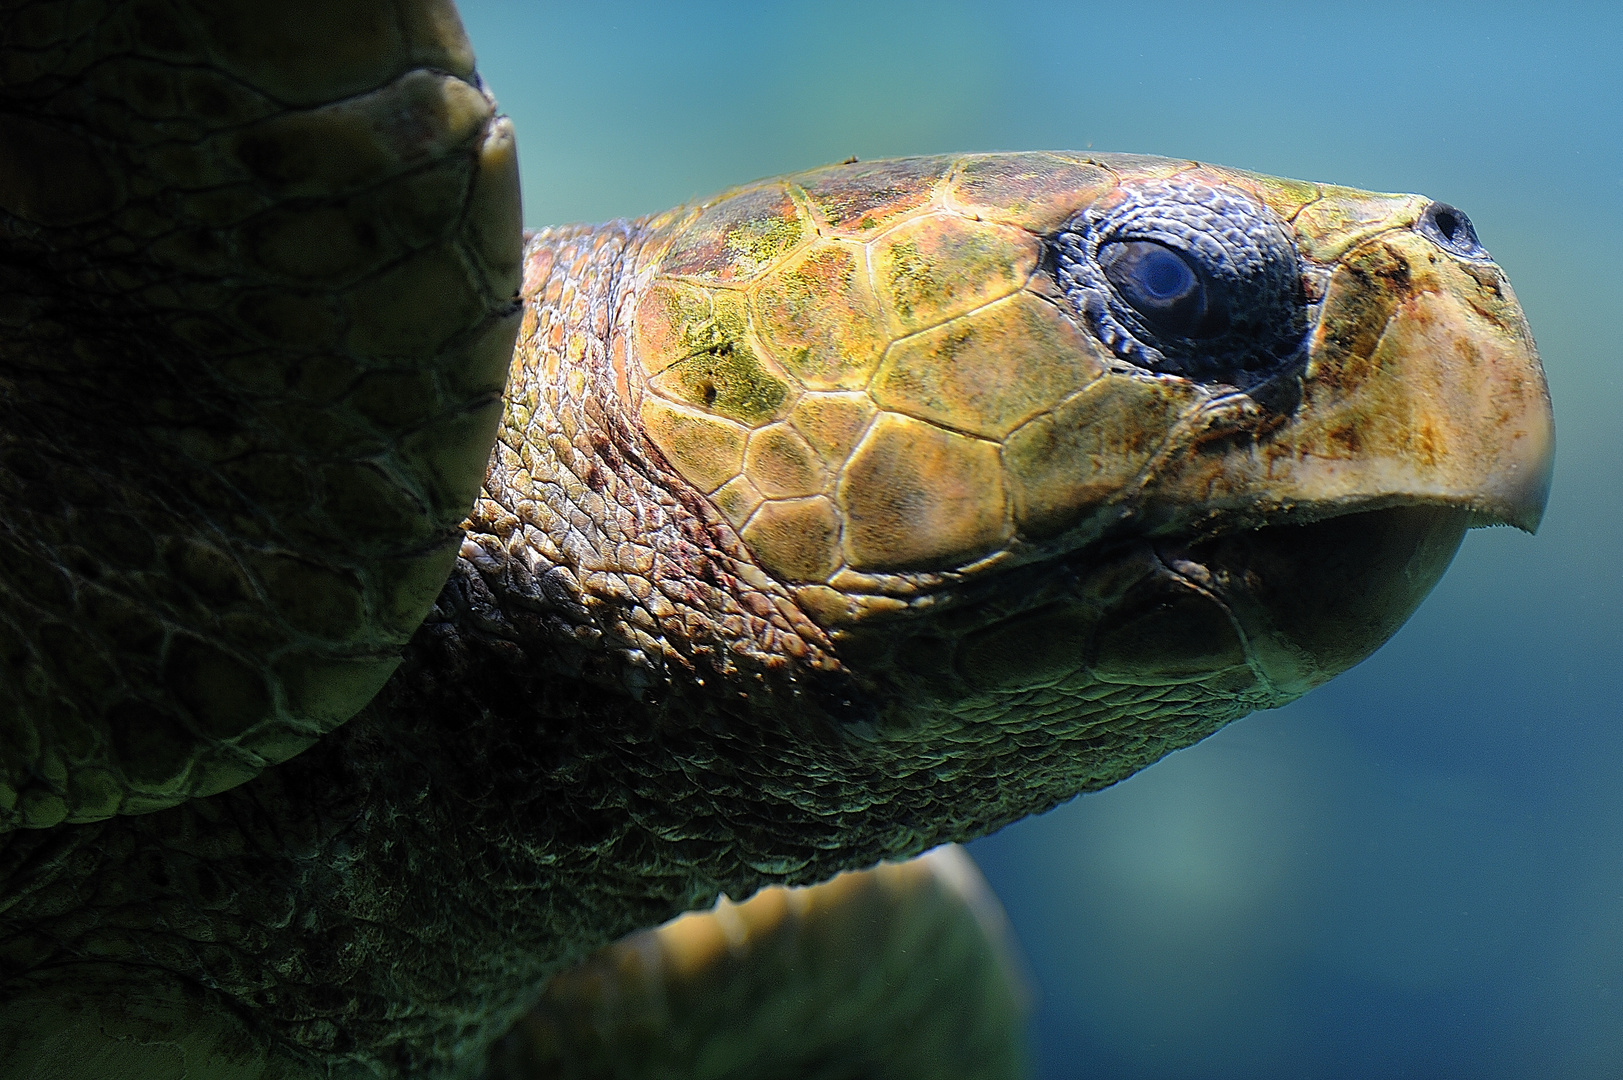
[[2, 219, 1105, 1079], [450, 216, 839, 700]]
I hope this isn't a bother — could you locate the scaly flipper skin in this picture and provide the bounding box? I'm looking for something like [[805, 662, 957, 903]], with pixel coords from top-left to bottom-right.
[[0, 0, 522, 828], [0, 3, 1554, 1078], [489, 847, 1026, 1080]]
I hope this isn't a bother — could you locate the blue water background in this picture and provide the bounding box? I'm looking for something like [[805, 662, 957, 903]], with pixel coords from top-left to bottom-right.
[[458, 3, 1623, 1075]]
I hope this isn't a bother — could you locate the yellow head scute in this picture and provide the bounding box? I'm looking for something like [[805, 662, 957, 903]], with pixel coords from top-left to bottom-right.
[[1192, 164, 1322, 225], [796, 155, 956, 234], [711, 474, 763, 527], [871, 292, 1106, 440], [788, 392, 876, 469], [1004, 375, 1199, 539], [740, 497, 843, 584], [870, 215, 1039, 334], [637, 396, 747, 494], [631, 278, 719, 379], [659, 183, 812, 282], [1292, 187, 1431, 263], [946, 152, 1114, 232], [837, 413, 1009, 571], [744, 423, 827, 499], [754, 239, 887, 390]]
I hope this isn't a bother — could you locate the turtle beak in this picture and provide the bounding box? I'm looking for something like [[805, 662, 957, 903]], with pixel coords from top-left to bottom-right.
[[1143, 220, 1555, 535]]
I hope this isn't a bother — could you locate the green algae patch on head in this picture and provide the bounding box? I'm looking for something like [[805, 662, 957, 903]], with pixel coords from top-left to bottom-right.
[[946, 152, 1115, 232], [632, 278, 719, 379], [648, 326, 791, 427], [796, 155, 956, 235], [871, 215, 1040, 335], [659, 183, 813, 283], [870, 292, 1106, 441], [754, 239, 888, 391], [641, 288, 792, 427]]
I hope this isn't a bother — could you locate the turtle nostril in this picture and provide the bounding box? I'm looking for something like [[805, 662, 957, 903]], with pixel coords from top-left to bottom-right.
[[1416, 201, 1489, 260]]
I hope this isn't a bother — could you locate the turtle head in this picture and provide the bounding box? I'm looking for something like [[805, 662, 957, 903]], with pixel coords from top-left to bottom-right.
[[629, 153, 1552, 754]]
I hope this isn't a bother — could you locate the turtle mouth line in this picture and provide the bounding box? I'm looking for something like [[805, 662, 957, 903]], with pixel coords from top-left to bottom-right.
[[1128, 503, 1473, 695], [1137, 486, 1540, 559], [840, 504, 1472, 714]]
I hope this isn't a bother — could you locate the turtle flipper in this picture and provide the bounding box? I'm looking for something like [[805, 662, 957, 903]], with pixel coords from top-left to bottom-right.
[[487, 847, 1028, 1080], [0, 0, 522, 828]]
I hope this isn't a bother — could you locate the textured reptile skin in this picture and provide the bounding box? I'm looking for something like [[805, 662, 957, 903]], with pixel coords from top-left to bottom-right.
[[458, 218, 839, 699]]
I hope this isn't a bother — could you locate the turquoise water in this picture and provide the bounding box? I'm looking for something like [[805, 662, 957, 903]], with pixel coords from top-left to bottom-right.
[[459, 2, 1623, 1075]]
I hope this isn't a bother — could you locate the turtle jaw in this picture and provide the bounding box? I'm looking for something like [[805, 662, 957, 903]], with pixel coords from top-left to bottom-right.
[[1124, 225, 1555, 541], [1131, 503, 1472, 701], [843, 503, 1469, 702]]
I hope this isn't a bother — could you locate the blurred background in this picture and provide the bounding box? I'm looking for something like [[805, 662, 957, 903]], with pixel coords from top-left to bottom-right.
[[456, 2, 1622, 1076]]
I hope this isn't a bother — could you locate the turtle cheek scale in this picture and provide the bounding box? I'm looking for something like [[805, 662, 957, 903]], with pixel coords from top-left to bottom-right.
[[846, 504, 1468, 726]]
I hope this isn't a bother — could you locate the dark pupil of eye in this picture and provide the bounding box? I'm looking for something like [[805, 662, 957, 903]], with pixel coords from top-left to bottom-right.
[[1434, 210, 1460, 240], [1099, 240, 1215, 339], [1137, 247, 1194, 299]]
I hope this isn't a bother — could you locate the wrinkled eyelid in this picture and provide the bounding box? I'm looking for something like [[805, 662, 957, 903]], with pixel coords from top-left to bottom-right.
[[1051, 177, 1309, 385]]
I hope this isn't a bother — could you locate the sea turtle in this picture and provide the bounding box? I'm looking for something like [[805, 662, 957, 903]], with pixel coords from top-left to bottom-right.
[[0, 1, 1553, 1077]]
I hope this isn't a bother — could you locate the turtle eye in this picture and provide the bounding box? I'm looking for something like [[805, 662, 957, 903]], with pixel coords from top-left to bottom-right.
[[1098, 240, 1212, 339], [1051, 176, 1308, 388]]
